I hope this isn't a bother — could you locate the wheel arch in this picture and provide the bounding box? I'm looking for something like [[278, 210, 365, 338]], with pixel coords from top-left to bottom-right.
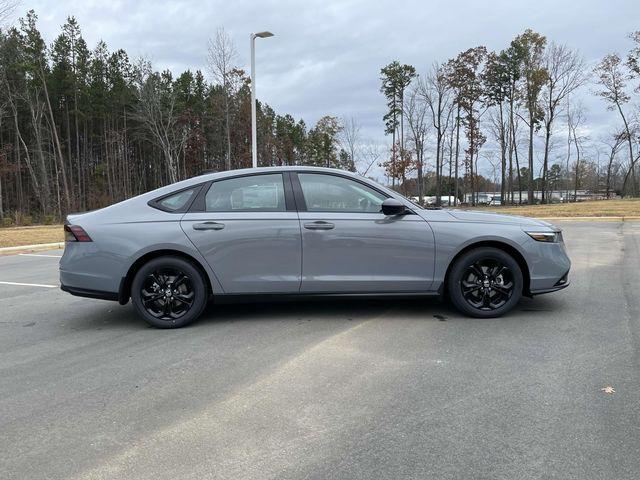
[[118, 249, 213, 305], [442, 240, 531, 298]]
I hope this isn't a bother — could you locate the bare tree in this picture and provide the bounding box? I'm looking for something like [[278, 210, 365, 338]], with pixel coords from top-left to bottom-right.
[[567, 102, 588, 200], [482, 51, 510, 204], [510, 106, 525, 203], [405, 83, 429, 203], [40, 62, 71, 212], [452, 105, 461, 205], [133, 58, 186, 184], [0, 0, 19, 24], [338, 116, 361, 172], [207, 27, 238, 171], [420, 63, 453, 206], [487, 107, 508, 201], [483, 150, 501, 189], [594, 53, 636, 196], [359, 142, 384, 177], [444, 113, 456, 202], [540, 43, 587, 202], [602, 133, 625, 198], [2, 49, 53, 215], [26, 89, 52, 214]]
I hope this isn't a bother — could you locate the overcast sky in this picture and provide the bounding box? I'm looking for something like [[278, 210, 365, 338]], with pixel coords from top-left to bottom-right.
[[9, 0, 640, 177]]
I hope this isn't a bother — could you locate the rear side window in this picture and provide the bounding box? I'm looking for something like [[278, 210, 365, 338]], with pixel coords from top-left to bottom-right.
[[205, 174, 285, 212], [153, 188, 197, 212]]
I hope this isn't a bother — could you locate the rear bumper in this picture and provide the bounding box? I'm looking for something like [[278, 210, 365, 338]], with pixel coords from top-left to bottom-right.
[[60, 284, 119, 301]]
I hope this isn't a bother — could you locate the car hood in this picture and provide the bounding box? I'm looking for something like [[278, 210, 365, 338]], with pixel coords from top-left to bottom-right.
[[445, 209, 557, 229]]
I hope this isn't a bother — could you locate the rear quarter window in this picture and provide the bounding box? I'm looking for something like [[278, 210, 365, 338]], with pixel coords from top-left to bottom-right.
[[150, 187, 198, 212]]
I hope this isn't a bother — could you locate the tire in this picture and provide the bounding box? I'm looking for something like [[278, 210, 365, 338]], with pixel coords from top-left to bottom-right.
[[131, 256, 208, 328], [447, 247, 523, 318]]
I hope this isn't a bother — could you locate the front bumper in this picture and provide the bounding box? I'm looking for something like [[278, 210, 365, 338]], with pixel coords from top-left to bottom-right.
[[529, 269, 570, 295], [525, 232, 572, 294]]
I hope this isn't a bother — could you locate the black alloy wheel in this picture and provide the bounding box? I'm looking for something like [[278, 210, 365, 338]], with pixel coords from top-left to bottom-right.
[[461, 259, 515, 311], [141, 268, 195, 320], [448, 247, 523, 318], [131, 256, 208, 328]]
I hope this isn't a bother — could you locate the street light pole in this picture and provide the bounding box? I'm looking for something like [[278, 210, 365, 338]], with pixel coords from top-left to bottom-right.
[[250, 31, 274, 169]]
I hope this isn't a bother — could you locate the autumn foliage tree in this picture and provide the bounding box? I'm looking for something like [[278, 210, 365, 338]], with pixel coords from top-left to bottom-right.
[[446, 46, 487, 205], [380, 61, 417, 185], [512, 29, 548, 205]]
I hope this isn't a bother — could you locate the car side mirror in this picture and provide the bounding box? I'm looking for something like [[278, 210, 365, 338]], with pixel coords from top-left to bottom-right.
[[381, 198, 407, 216]]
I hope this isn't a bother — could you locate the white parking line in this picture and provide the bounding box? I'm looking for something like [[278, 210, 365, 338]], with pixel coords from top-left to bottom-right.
[[0, 281, 58, 288], [18, 253, 62, 258]]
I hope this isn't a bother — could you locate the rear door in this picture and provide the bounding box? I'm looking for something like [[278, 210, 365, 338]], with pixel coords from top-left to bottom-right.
[[180, 172, 302, 294]]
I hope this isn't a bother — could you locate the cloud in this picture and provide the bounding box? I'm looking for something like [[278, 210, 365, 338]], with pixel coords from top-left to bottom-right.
[[17, 0, 640, 178]]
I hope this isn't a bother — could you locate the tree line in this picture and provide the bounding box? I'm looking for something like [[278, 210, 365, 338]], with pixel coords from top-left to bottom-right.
[[0, 6, 638, 225], [378, 28, 640, 206], [0, 10, 352, 224]]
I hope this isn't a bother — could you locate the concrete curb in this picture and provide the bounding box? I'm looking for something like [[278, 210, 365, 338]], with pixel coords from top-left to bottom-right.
[[0, 242, 64, 256]]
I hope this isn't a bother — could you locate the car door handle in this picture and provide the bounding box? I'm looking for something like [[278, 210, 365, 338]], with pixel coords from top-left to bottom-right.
[[304, 221, 335, 230], [192, 222, 225, 231]]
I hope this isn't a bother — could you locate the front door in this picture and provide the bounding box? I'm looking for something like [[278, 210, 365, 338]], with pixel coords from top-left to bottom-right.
[[181, 173, 301, 294], [293, 172, 435, 293]]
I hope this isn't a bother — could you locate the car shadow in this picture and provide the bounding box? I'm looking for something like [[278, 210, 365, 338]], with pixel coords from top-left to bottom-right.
[[64, 293, 566, 331], [199, 296, 458, 325], [198, 293, 568, 327]]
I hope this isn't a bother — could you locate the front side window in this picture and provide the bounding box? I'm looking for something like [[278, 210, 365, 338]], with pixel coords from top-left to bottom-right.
[[205, 174, 286, 212], [298, 173, 386, 213]]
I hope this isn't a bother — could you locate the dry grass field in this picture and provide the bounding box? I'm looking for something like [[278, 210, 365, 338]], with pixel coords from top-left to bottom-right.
[[0, 225, 64, 248], [465, 198, 640, 218]]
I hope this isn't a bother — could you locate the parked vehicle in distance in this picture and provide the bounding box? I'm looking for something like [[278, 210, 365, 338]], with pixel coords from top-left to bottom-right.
[[421, 195, 457, 207], [60, 167, 571, 328]]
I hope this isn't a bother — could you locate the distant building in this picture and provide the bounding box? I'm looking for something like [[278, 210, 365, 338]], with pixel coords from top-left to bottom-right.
[[462, 190, 605, 204]]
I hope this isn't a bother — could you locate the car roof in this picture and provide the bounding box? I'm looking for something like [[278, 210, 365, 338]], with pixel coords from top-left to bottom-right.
[[195, 166, 360, 182]]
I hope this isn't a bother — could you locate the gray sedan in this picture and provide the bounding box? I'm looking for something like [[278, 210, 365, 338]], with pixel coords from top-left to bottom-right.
[[60, 167, 570, 328]]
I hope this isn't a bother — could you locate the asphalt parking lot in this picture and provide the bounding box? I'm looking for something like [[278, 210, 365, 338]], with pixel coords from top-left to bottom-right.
[[1, 221, 639, 480]]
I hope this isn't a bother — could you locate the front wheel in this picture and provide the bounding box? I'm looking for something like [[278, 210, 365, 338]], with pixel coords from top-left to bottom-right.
[[131, 256, 208, 328], [447, 247, 523, 318]]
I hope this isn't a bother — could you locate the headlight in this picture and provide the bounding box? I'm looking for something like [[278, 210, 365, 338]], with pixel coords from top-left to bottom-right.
[[525, 231, 562, 243]]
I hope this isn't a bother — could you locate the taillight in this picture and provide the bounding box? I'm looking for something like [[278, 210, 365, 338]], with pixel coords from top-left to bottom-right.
[[64, 224, 92, 242]]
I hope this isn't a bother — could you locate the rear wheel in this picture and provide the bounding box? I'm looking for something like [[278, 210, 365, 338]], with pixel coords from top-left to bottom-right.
[[131, 256, 208, 328], [447, 247, 523, 318]]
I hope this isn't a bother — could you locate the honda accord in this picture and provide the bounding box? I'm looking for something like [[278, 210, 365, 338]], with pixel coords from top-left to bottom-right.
[[60, 167, 570, 328]]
